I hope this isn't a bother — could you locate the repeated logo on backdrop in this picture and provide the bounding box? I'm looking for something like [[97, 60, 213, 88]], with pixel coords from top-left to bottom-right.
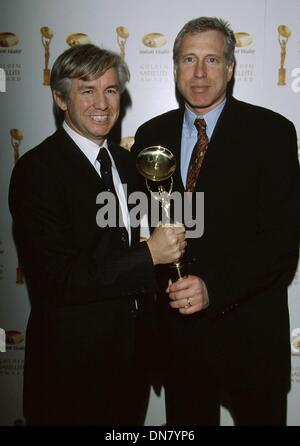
[[116, 26, 129, 59], [0, 32, 19, 48], [234, 31, 255, 84], [277, 25, 291, 86], [10, 129, 25, 284], [142, 33, 167, 48], [40, 27, 53, 86], [120, 136, 134, 151], [66, 33, 91, 46], [291, 328, 300, 356], [0, 31, 22, 87]]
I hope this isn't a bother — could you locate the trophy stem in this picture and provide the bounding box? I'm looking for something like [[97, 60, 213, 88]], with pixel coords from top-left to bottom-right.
[[169, 260, 185, 282], [43, 68, 51, 86], [278, 68, 286, 85]]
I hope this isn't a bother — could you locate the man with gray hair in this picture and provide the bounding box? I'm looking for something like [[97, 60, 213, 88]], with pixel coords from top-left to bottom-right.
[[9, 44, 186, 425], [132, 17, 300, 425]]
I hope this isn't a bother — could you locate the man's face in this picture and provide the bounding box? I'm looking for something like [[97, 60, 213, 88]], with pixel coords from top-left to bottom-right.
[[174, 30, 234, 114], [54, 67, 121, 145]]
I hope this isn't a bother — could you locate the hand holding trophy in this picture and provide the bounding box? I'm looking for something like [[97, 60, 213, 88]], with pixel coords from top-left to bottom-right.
[[136, 146, 186, 280]]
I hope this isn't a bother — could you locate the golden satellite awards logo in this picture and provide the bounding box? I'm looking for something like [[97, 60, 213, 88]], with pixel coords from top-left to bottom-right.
[[291, 328, 300, 356], [10, 129, 25, 284], [0, 32, 19, 47], [120, 136, 134, 151], [142, 32, 167, 48], [116, 26, 129, 59], [6, 330, 24, 346], [234, 32, 253, 48], [40, 26, 53, 86], [277, 25, 291, 86], [66, 33, 91, 46]]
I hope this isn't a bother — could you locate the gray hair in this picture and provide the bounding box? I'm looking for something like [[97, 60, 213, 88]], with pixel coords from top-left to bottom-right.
[[173, 17, 236, 66], [50, 43, 130, 101]]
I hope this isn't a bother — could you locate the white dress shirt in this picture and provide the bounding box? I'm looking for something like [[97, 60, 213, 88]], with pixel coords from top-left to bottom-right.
[[63, 121, 131, 244]]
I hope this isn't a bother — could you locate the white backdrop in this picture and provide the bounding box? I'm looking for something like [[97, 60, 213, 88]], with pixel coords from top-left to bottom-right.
[[0, 0, 299, 426]]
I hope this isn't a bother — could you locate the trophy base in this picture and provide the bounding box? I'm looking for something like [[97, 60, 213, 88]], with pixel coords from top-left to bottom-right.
[[43, 68, 51, 86], [277, 68, 286, 86], [16, 266, 24, 284], [169, 260, 186, 282]]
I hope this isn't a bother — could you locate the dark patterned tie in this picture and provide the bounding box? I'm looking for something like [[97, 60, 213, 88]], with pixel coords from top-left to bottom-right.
[[186, 118, 209, 192], [97, 147, 117, 195], [97, 147, 128, 245]]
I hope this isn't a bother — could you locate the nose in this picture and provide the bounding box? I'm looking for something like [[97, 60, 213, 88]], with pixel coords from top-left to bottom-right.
[[194, 60, 206, 78], [93, 90, 108, 110]]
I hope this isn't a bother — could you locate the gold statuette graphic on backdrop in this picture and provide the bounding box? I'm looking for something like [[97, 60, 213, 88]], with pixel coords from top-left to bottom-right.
[[66, 33, 91, 46], [142, 33, 167, 48], [116, 26, 129, 59], [136, 146, 185, 281], [277, 25, 291, 86], [10, 128, 25, 284], [40, 26, 53, 86], [0, 32, 19, 47], [10, 128, 23, 164]]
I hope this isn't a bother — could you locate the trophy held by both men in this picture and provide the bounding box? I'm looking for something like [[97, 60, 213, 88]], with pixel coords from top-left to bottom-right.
[[136, 146, 186, 281]]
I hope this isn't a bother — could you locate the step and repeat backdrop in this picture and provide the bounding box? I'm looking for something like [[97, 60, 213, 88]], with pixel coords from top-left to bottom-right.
[[0, 0, 300, 426]]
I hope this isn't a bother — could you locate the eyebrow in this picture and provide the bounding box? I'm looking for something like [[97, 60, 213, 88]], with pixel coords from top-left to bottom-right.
[[182, 52, 220, 58], [77, 84, 120, 91], [78, 84, 95, 91]]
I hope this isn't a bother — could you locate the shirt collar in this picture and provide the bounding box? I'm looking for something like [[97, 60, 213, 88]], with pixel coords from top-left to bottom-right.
[[183, 99, 226, 139], [63, 121, 108, 166]]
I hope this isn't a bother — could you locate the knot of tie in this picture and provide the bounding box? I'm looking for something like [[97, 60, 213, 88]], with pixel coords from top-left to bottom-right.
[[194, 118, 207, 136], [97, 147, 111, 173]]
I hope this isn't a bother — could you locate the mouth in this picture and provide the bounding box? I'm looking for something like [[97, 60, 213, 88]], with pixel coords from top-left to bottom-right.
[[191, 85, 210, 93], [89, 115, 109, 123]]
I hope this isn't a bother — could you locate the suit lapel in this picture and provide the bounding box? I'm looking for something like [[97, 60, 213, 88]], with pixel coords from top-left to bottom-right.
[[191, 97, 241, 189], [56, 127, 107, 193], [164, 109, 185, 193]]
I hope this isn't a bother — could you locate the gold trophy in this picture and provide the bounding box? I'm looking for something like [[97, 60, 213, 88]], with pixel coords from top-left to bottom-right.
[[10, 128, 24, 284], [40, 26, 53, 86], [277, 25, 291, 86], [116, 26, 129, 59], [136, 146, 185, 280]]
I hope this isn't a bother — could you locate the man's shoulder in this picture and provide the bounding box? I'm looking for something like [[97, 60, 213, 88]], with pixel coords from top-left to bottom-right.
[[137, 108, 182, 131], [11, 128, 66, 179], [231, 97, 292, 127]]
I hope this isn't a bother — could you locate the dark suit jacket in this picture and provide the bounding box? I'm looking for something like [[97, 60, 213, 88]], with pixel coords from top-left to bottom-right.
[[9, 127, 157, 425], [132, 97, 300, 393]]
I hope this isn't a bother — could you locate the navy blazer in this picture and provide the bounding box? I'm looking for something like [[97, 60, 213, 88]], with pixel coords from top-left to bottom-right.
[[9, 127, 157, 424], [132, 96, 300, 392]]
